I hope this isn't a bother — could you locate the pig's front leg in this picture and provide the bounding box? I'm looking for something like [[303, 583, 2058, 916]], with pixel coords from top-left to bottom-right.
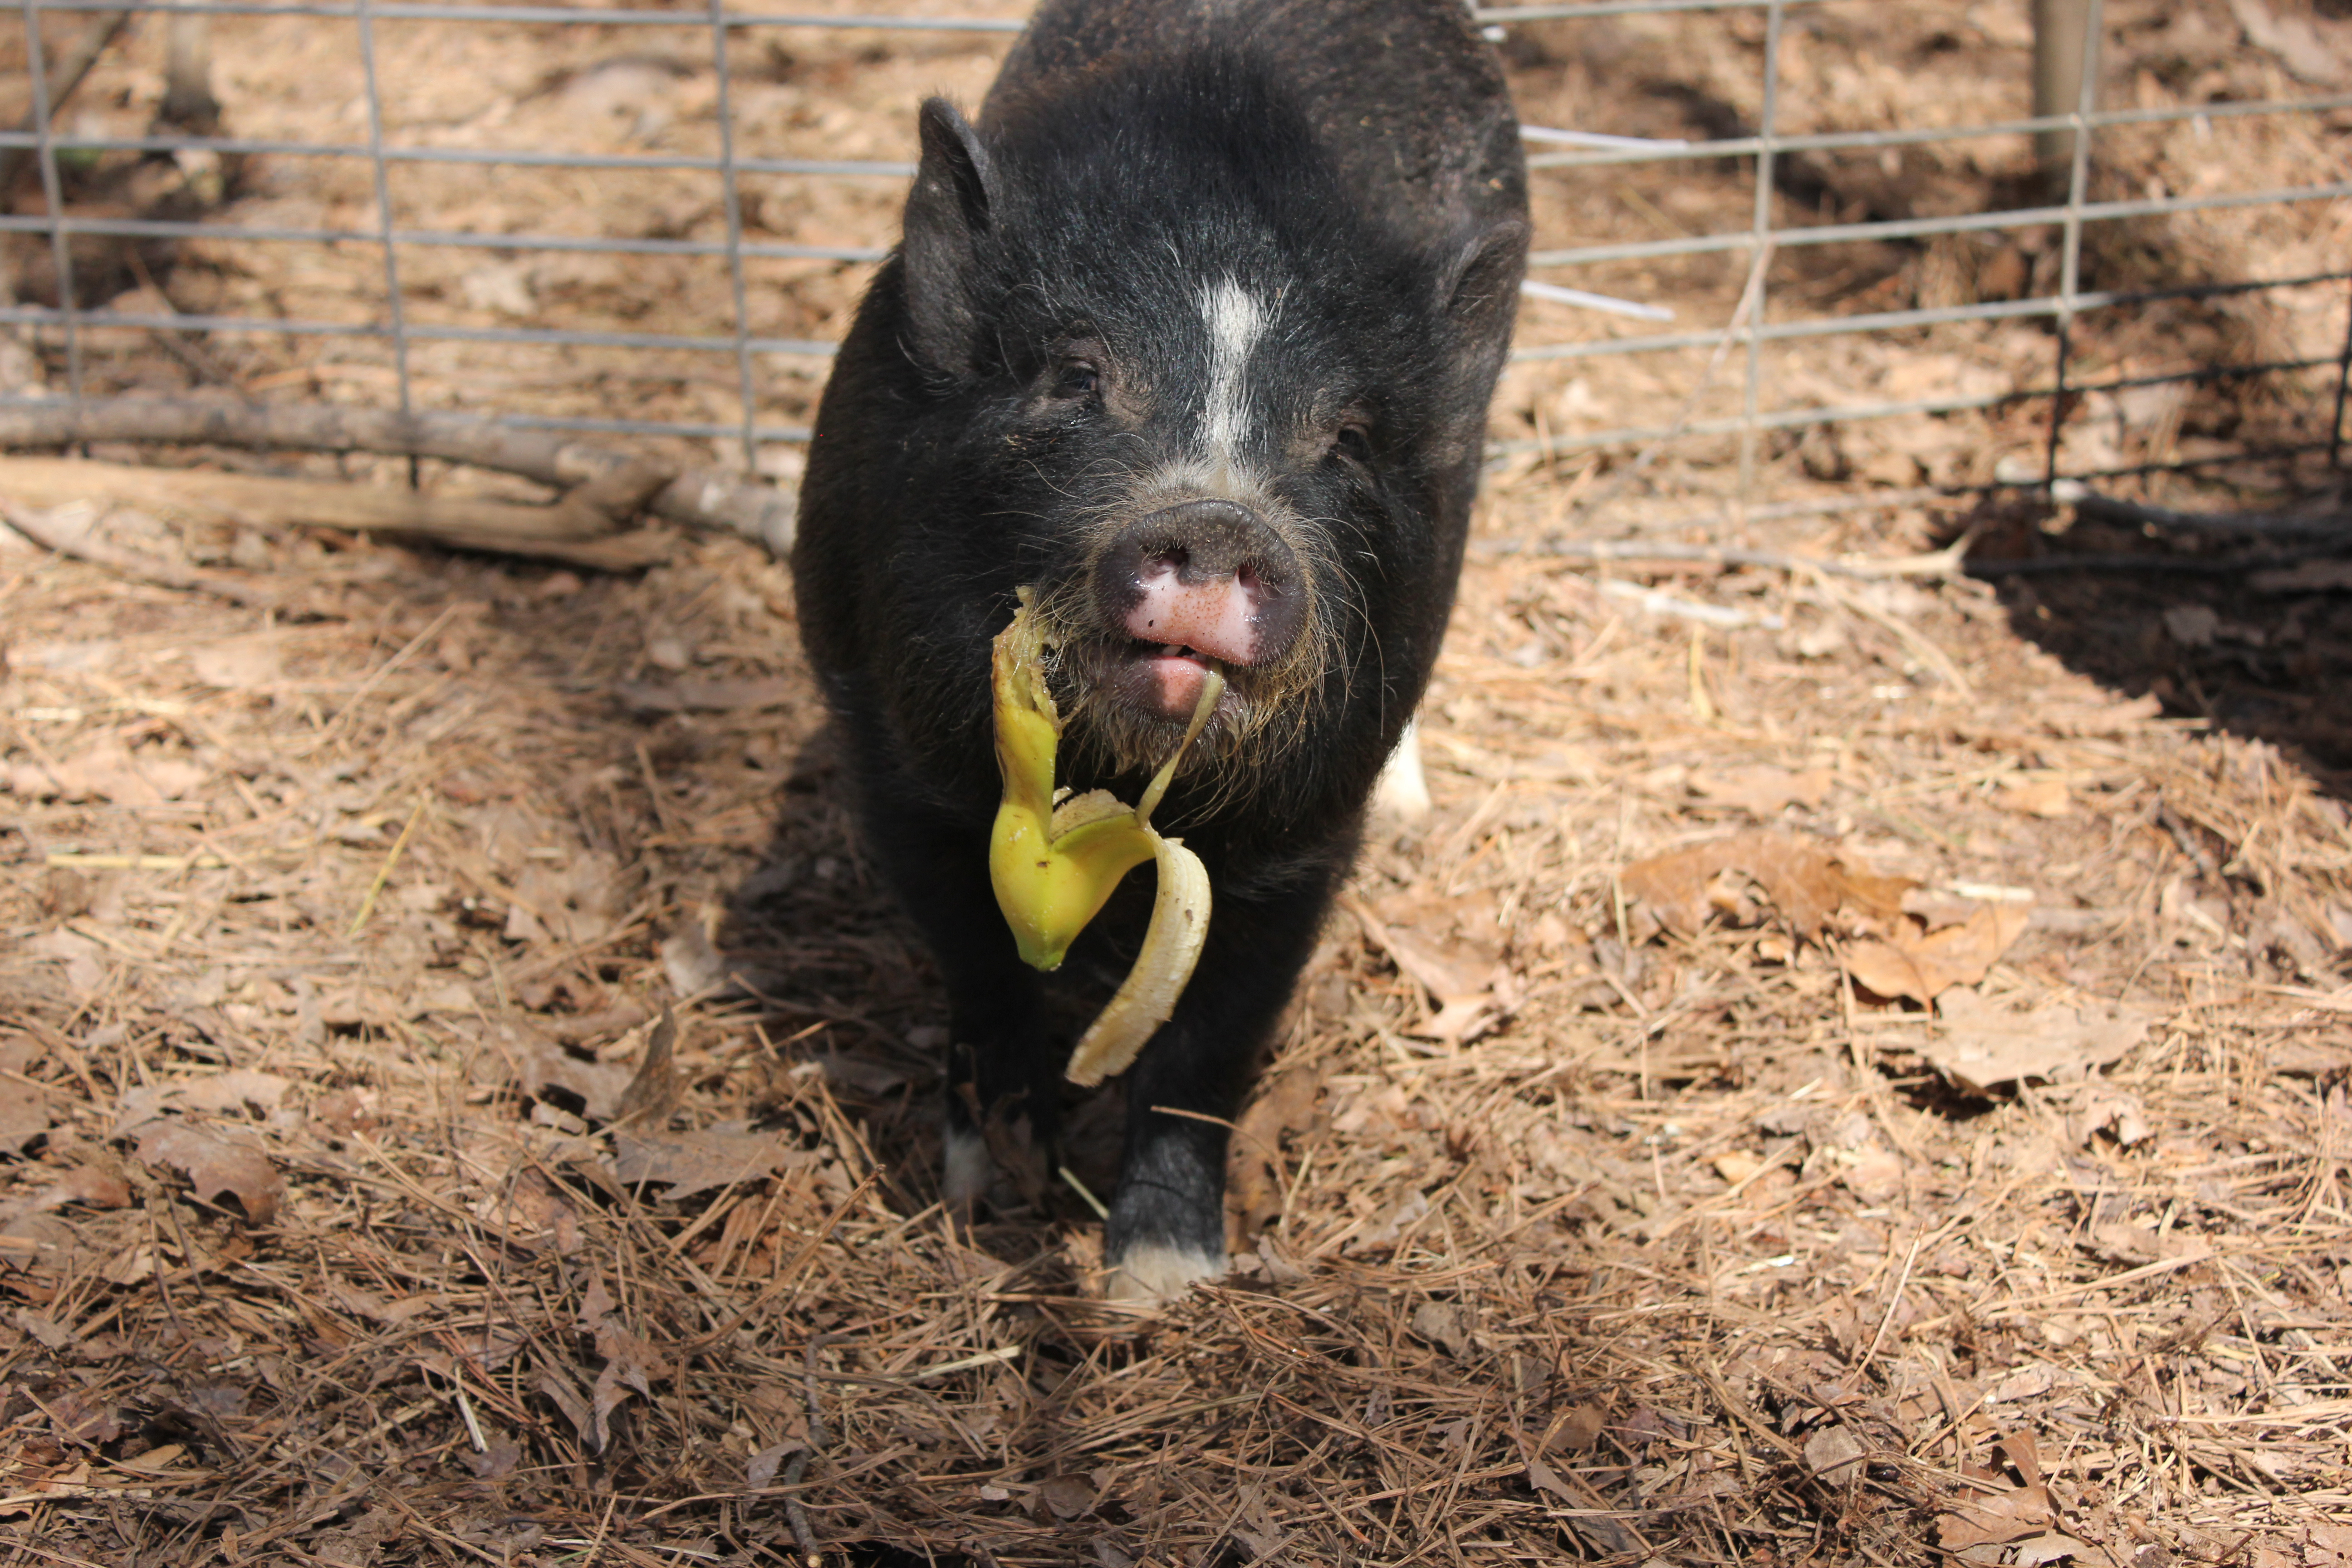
[[1103, 862, 1339, 1303], [855, 791, 1060, 1214]]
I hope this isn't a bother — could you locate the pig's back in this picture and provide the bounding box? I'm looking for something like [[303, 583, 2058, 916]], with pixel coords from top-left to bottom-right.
[[980, 0, 1524, 252]]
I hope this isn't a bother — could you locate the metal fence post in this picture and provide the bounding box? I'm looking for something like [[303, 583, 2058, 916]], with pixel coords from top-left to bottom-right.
[[15, 0, 85, 399], [2032, 0, 2097, 193], [2043, 0, 2104, 490], [1735, 0, 1786, 503], [353, 0, 412, 427]]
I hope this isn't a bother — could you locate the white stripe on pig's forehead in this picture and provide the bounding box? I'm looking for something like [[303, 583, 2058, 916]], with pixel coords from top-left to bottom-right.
[[1196, 276, 1270, 472]]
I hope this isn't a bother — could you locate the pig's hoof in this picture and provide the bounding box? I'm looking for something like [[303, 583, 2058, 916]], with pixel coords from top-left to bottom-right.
[[1105, 1242, 1225, 1305], [942, 1126, 994, 1216]]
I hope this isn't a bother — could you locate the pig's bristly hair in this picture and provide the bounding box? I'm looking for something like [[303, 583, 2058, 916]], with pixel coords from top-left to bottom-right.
[[879, 37, 1496, 836]]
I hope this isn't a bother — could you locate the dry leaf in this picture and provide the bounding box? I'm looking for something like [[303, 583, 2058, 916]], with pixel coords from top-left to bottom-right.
[[610, 1126, 814, 1202], [1410, 1300, 1475, 1360], [128, 1121, 284, 1225], [1555, 1405, 1605, 1452], [16, 1308, 74, 1350], [538, 1369, 594, 1445], [1345, 891, 1518, 1042], [660, 908, 730, 996], [1995, 1430, 2043, 1485], [2163, 604, 2219, 647], [615, 676, 797, 713], [2073, 1089, 2152, 1147], [2034, 693, 2163, 736], [578, 1275, 674, 1453], [1844, 902, 2031, 1004], [614, 1006, 682, 1128], [26, 1161, 134, 1213], [1936, 1482, 2054, 1548], [1995, 776, 2071, 817], [1035, 1474, 1096, 1520], [1621, 830, 1912, 939], [2230, 0, 2350, 86], [746, 1441, 800, 1489], [1348, 1189, 1429, 1255], [1688, 764, 1835, 815], [1928, 989, 2156, 1093], [115, 1068, 292, 1135], [1841, 1146, 1907, 1205], [0, 1211, 85, 1278], [1712, 1150, 1764, 1183], [2249, 557, 2352, 593], [2089, 1222, 2196, 1265], [0, 739, 209, 805], [814, 1051, 912, 1095], [1227, 1069, 1321, 1238], [1524, 1447, 1576, 1502], [0, 1091, 49, 1153], [187, 636, 284, 690], [1803, 1425, 1868, 1483], [517, 1039, 636, 1124], [2012, 1534, 2116, 1568], [510, 852, 625, 947], [501, 1171, 584, 1254]]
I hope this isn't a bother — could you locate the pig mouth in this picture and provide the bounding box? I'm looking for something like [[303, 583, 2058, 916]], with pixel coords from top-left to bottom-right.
[[1020, 494, 1333, 788], [1117, 640, 1229, 721], [1027, 599, 1329, 790]]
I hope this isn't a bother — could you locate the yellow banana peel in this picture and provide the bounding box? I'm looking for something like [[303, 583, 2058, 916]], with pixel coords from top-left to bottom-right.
[[989, 593, 1221, 1087]]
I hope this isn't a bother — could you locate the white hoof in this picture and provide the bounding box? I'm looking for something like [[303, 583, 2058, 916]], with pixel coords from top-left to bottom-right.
[[942, 1126, 993, 1215], [1372, 718, 1432, 821], [1105, 1242, 1226, 1305]]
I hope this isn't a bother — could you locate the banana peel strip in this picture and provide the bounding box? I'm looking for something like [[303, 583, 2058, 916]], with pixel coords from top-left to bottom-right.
[[1065, 830, 1210, 1087], [987, 593, 1219, 1086]]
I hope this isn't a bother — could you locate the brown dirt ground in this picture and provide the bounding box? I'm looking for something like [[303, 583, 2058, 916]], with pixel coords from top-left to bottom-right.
[[2, 2, 2350, 1566]]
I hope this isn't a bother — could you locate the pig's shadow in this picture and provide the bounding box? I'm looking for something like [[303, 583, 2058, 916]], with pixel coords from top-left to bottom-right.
[[717, 722, 1130, 1254], [1953, 489, 2352, 800], [1948, 487, 2352, 984]]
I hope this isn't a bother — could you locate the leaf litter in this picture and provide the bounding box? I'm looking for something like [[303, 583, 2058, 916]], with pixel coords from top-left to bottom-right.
[[1, 1, 2350, 1565]]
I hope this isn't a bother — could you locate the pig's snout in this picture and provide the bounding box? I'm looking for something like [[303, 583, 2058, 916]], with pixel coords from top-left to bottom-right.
[[1094, 500, 1304, 669]]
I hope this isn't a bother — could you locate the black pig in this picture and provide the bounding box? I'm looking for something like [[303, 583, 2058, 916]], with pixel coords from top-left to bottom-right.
[[793, 0, 1527, 1302]]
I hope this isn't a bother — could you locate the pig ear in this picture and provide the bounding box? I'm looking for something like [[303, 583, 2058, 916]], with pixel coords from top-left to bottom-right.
[[902, 98, 996, 375], [1437, 217, 1531, 339]]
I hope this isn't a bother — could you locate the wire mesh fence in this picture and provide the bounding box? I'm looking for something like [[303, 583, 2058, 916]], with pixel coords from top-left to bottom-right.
[[0, 0, 2345, 505]]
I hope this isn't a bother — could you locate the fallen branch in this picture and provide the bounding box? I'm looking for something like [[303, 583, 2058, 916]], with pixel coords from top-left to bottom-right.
[[0, 454, 676, 569], [783, 1333, 834, 1568], [1597, 578, 1785, 630], [0, 395, 798, 555], [0, 496, 279, 607], [1481, 532, 1976, 581], [1964, 545, 2348, 577], [2055, 482, 2352, 538]]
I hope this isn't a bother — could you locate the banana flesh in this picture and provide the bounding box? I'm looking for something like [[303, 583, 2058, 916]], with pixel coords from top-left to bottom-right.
[[988, 593, 1220, 1085]]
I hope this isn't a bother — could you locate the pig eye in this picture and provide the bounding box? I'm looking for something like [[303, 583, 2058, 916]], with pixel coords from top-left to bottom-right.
[[1330, 422, 1373, 466], [1050, 358, 1101, 400]]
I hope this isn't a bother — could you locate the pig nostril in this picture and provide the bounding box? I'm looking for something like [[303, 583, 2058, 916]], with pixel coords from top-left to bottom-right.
[[1096, 499, 1304, 666]]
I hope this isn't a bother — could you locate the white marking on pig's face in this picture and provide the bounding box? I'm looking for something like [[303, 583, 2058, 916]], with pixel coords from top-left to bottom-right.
[[1196, 276, 1269, 473]]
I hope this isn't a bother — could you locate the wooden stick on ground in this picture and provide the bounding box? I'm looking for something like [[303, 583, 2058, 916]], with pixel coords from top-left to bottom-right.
[[1484, 532, 1980, 581], [0, 396, 799, 555], [0, 495, 280, 607], [0, 454, 677, 569], [2058, 481, 2352, 538]]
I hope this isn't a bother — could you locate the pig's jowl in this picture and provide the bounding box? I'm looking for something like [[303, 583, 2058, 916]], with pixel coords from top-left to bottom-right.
[[794, 0, 1528, 1302]]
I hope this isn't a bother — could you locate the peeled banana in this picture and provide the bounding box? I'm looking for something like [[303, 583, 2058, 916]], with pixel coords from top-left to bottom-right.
[[989, 593, 1221, 1086]]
